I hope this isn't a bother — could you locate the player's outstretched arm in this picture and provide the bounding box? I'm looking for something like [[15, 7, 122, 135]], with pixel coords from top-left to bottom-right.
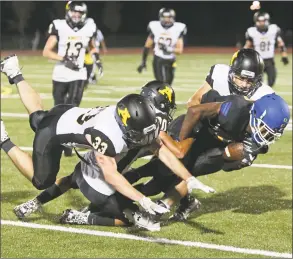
[[95, 152, 169, 215], [159, 131, 193, 159], [187, 81, 212, 108], [179, 102, 222, 141], [137, 36, 153, 73], [155, 144, 215, 194]]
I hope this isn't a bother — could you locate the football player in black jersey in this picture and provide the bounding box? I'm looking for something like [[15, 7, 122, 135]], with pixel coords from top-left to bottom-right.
[[122, 91, 290, 222], [137, 8, 187, 85]]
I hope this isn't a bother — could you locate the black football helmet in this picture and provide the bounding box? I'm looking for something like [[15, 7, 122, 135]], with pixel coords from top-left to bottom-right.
[[115, 94, 159, 148], [140, 80, 176, 122], [159, 8, 176, 28], [65, 1, 87, 29], [253, 11, 270, 32], [228, 49, 264, 98]]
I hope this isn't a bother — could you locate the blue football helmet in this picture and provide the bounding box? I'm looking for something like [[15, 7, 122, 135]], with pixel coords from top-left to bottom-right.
[[249, 94, 290, 146]]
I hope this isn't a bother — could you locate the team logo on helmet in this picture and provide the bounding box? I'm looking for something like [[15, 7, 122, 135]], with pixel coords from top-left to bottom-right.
[[230, 50, 239, 65], [118, 108, 131, 126], [158, 86, 173, 102]]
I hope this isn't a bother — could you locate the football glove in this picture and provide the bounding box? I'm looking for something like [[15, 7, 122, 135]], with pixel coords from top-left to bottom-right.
[[281, 56, 289, 65], [0, 54, 23, 85], [160, 44, 173, 54], [63, 56, 79, 71], [186, 176, 216, 194], [137, 62, 146, 73], [243, 137, 263, 156], [138, 196, 170, 215], [96, 60, 104, 78]]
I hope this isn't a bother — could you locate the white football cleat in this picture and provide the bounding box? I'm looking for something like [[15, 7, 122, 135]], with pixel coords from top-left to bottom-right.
[[123, 209, 161, 232], [0, 119, 10, 145], [60, 209, 90, 225], [14, 198, 42, 219], [0, 54, 22, 80]]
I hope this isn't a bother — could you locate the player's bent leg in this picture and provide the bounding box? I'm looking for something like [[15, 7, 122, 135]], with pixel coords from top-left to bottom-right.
[[152, 55, 164, 81], [1, 120, 34, 182], [1, 55, 43, 114], [14, 174, 76, 219]]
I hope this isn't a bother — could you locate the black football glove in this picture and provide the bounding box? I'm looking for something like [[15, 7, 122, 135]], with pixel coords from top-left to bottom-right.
[[281, 56, 289, 65], [137, 62, 146, 73], [96, 60, 103, 77], [63, 56, 79, 71], [243, 137, 264, 156], [160, 44, 173, 54]]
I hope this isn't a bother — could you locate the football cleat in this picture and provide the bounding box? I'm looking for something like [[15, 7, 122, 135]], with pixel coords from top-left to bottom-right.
[[60, 209, 90, 225], [14, 198, 42, 219], [170, 195, 201, 221], [0, 54, 22, 84], [0, 120, 10, 146], [123, 209, 161, 232]]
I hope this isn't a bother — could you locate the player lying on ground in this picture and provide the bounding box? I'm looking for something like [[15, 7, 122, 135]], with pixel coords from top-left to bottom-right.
[[1, 55, 214, 225], [122, 91, 290, 224], [12, 80, 212, 230]]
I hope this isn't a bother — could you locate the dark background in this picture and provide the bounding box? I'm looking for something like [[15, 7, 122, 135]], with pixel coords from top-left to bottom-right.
[[1, 1, 292, 49]]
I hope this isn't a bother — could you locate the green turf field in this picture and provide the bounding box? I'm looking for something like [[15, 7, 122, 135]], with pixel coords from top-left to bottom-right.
[[1, 53, 292, 258]]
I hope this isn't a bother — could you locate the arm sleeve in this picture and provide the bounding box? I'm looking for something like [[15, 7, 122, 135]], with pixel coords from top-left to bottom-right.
[[48, 22, 58, 36], [245, 30, 253, 41], [217, 97, 250, 131], [179, 25, 187, 38], [205, 65, 215, 87], [201, 89, 221, 104], [147, 23, 154, 39], [97, 30, 104, 42], [85, 128, 117, 157]]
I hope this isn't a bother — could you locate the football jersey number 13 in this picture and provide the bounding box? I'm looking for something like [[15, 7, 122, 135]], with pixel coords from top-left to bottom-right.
[[65, 42, 83, 58]]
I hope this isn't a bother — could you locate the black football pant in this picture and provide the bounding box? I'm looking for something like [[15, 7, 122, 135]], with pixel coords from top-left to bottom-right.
[[52, 80, 85, 107], [263, 58, 277, 87], [153, 55, 176, 85], [29, 105, 73, 190], [71, 163, 136, 225]]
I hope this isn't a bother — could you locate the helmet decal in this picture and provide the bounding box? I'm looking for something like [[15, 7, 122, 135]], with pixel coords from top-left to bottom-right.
[[117, 107, 131, 126], [158, 85, 173, 102], [230, 50, 239, 65]]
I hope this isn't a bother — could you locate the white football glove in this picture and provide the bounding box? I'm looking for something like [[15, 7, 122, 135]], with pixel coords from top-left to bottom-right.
[[138, 196, 170, 215], [186, 176, 216, 194]]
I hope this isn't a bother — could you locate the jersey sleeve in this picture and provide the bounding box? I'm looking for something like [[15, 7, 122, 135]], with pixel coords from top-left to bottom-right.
[[205, 65, 216, 87], [245, 30, 253, 41], [201, 89, 221, 103], [179, 25, 187, 38], [217, 96, 250, 132], [156, 112, 169, 132], [96, 30, 104, 42], [48, 21, 58, 37], [147, 22, 154, 39], [85, 128, 117, 157]]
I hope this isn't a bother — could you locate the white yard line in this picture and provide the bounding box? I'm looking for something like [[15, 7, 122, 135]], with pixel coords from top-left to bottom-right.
[[0, 94, 187, 105], [14, 146, 292, 170], [1, 220, 291, 258]]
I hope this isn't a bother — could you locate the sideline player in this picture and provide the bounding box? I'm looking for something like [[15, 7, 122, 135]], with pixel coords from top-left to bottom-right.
[[84, 28, 106, 87], [137, 8, 187, 85], [43, 1, 99, 108], [244, 11, 289, 87]]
